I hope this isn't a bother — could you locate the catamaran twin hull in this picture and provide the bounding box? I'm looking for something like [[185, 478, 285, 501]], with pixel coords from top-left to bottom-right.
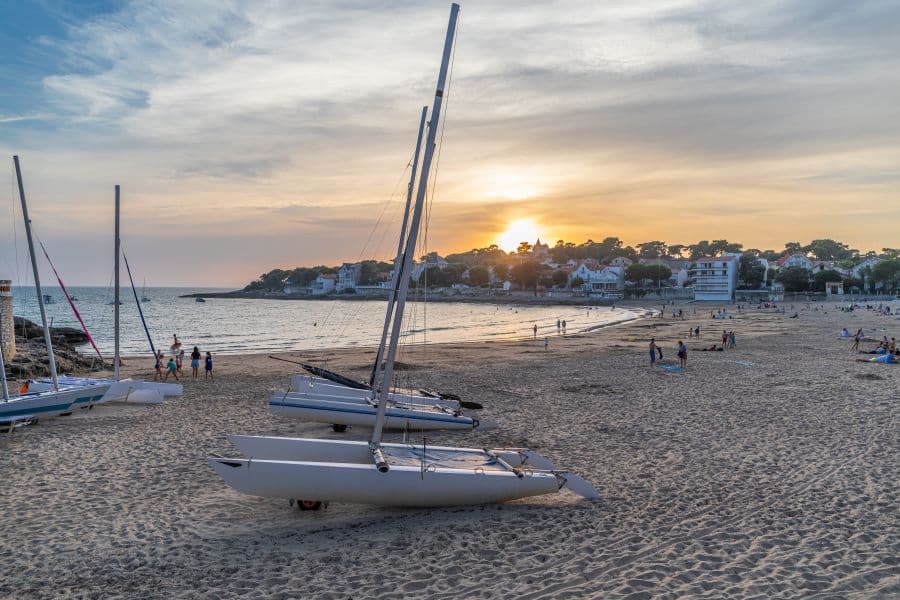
[[269, 390, 486, 431], [0, 382, 111, 423], [27, 377, 180, 405], [208, 436, 598, 507]]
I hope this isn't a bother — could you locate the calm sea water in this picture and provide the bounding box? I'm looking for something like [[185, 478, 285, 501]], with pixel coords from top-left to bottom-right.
[[8, 287, 641, 357]]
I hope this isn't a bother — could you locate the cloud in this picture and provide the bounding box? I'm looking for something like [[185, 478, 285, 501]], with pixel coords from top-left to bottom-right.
[[1, 0, 897, 285]]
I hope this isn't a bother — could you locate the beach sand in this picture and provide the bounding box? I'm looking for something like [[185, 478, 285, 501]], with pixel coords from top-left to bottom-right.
[[0, 302, 897, 598]]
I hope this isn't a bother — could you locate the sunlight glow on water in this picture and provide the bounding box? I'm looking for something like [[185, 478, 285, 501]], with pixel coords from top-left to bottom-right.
[[10, 287, 638, 357]]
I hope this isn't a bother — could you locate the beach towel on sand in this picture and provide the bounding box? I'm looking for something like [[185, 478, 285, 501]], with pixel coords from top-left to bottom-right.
[[660, 365, 684, 372]]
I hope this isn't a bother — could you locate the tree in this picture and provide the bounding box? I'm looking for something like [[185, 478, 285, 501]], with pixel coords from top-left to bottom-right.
[[491, 263, 510, 282], [872, 260, 900, 291], [467, 266, 489, 287], [510, 260, 540, 290], [551, 270, 569, 288], [688, 241, 711, 259], [625, 264, 648, 284], [643, 264, 672, 287], [637, 241, 667, 259], [776, 266, 811, 292], [738, 254, 766, 289], [667, 244, 687, 258], [783, 242, 802, 255], [570, 276, 584, 289], [803, 239, 856, 262], [516, 241, 533, 256], [812, 269, 843, 292]]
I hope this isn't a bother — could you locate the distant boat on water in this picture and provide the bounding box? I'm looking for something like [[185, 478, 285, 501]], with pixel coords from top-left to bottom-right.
[[42, 293, 54, 304], [196, 297, 206, 303]]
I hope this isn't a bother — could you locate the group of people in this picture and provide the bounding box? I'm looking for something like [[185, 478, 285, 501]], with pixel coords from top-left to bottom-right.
[[154, 334, 213, 381], [648, 338, 689, 368]]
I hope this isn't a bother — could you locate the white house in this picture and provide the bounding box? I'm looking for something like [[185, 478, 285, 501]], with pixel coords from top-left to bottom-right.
[[609, 256, 633, 268], [337, 263, 361, 291], [850, 256, 883, 279], [311, 274, 336, 295], [691, 254, 741, 301], [282, 278, 305, 295], [776, 253, 814, 271], [570, 262, 624, 298]]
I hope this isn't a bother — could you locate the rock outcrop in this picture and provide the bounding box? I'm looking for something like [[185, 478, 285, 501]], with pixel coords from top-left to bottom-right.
[[4, 317, 108, 379]]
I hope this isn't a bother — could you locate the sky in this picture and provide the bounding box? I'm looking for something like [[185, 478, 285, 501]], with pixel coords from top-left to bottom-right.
[[1, 0, 898, 286]]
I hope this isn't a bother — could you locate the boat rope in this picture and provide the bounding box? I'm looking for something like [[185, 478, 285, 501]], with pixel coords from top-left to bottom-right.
[[37, 240, 104, 360], [122, 252, 158, 361]]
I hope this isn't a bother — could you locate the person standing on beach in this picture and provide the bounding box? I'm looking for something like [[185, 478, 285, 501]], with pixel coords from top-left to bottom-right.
[[171, 334, 181, 356], [649, 338, 658, 366], [205, 351, 213, 381], [562, 320, 567, 335], [533, 324, 538, 338], [190, 346, 201, 379], [852, 329, 862, 351], [556, 319, 561, 333], [176, 347, 184, 376], [154, 350, 164, 381], [728, 331, 736, 348], [677, 340, 687, 368], [722, 330, 728, 349], [165, 357, 178, 381], [695, 325, 700, 338]]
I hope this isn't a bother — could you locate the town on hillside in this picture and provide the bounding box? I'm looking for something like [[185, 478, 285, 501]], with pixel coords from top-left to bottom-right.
[[244, 238, 900, 302]]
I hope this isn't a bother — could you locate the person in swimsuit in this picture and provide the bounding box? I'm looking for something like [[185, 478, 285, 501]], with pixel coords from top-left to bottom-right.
[[190, 346, 201, 379], [154, 350, 164, 381], [649, 338, 657, 366]]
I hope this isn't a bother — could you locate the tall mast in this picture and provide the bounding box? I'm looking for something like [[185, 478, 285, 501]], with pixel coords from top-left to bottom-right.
[[370, 106, 428, 388], [114, 185, 121, 381], [13, 155, 59, 390], [371, 3, 459, 445], [0, 325, 9, 401]]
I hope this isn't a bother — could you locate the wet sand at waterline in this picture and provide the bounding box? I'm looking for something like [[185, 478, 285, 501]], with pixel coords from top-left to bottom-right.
[[1, 302, 897, 598]]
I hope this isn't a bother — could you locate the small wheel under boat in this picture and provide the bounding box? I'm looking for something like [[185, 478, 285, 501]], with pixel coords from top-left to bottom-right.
[[298, 500, 323, 511], [331, 424, 348, 433]]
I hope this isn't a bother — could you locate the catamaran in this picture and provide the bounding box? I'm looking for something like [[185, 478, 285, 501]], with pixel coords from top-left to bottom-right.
[[208, 4, 598, 507], [25, 185, 180, 404], [1, 156, 111, 426]]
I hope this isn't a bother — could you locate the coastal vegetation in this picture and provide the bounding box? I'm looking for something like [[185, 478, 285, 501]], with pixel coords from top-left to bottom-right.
[[243, 238, 900, 294]]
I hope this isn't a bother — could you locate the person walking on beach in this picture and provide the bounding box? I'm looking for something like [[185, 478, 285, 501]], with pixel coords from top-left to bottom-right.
[[677, 340, 687, 369], [728, 331, 736, 348], [190, 346, 201, 379], [154, 350, 164, 381], [722, 330, 728, 349], [852, 328, 863, 351], [204, 351, 213, 381], [695, 325, 700, 338], [562, 320, 567, 335], [165, 357, 178, 381], [649, 338, 658, 366], [533, 324, 538, 338], [171, 334, 181, 356], [556, 319, 561, 333]]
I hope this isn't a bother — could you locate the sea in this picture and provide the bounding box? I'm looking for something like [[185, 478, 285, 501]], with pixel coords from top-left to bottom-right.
[[8, 286, 641, 357]]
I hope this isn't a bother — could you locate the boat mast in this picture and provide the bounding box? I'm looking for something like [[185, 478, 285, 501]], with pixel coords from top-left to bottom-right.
[[113, 185, 121, 381], [0, 328, 9, 401], [369, 106, 428, 388], [371, 3, 459, 446], [13, 155, 59, 391]]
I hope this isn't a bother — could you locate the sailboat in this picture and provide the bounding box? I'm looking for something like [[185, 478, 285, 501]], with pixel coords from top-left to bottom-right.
[[1, 156, 111, 426], [208, 4, 598, 507], [25, 185, 181, 404], [267, 106, 483, 432]]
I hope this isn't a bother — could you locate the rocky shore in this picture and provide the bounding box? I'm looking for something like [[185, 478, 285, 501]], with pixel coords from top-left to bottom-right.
[[3, 317, 108, 379]]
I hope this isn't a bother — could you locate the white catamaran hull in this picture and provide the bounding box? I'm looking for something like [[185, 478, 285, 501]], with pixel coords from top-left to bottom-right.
[[269, 391, 479, 431], [290, 375, 460, 410], [208, 437, 578, 507], [0, 383, 111, 423], [27, 377, 175, 404]]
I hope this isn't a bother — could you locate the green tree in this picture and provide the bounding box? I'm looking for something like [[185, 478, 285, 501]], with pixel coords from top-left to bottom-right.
[[783, 242, 802, 255], [625, 263, 648, 284], [738, 254, 766, 289], [516, 241, 533, 256], [803, 239, 857, 261], [812, 269, 843, 292], [570, 276, 584, 289], [511, 260, 540, 290], [776, 266, 811, 292], [467, 266, 489, 287], [872, 260, 900, 291], [637, 241, 667, 259], [551, 270, 569, 288], [667, 244, 687, 258]]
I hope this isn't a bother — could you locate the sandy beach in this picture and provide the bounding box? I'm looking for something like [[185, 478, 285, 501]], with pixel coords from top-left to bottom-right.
[[1, 301, 897, 598]]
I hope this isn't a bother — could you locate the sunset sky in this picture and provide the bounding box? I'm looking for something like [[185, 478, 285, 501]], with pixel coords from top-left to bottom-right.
[[1, 1, 897, 286]]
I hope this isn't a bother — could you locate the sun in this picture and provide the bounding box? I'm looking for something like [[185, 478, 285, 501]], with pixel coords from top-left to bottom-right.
[[497, 219, 541, 253]]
